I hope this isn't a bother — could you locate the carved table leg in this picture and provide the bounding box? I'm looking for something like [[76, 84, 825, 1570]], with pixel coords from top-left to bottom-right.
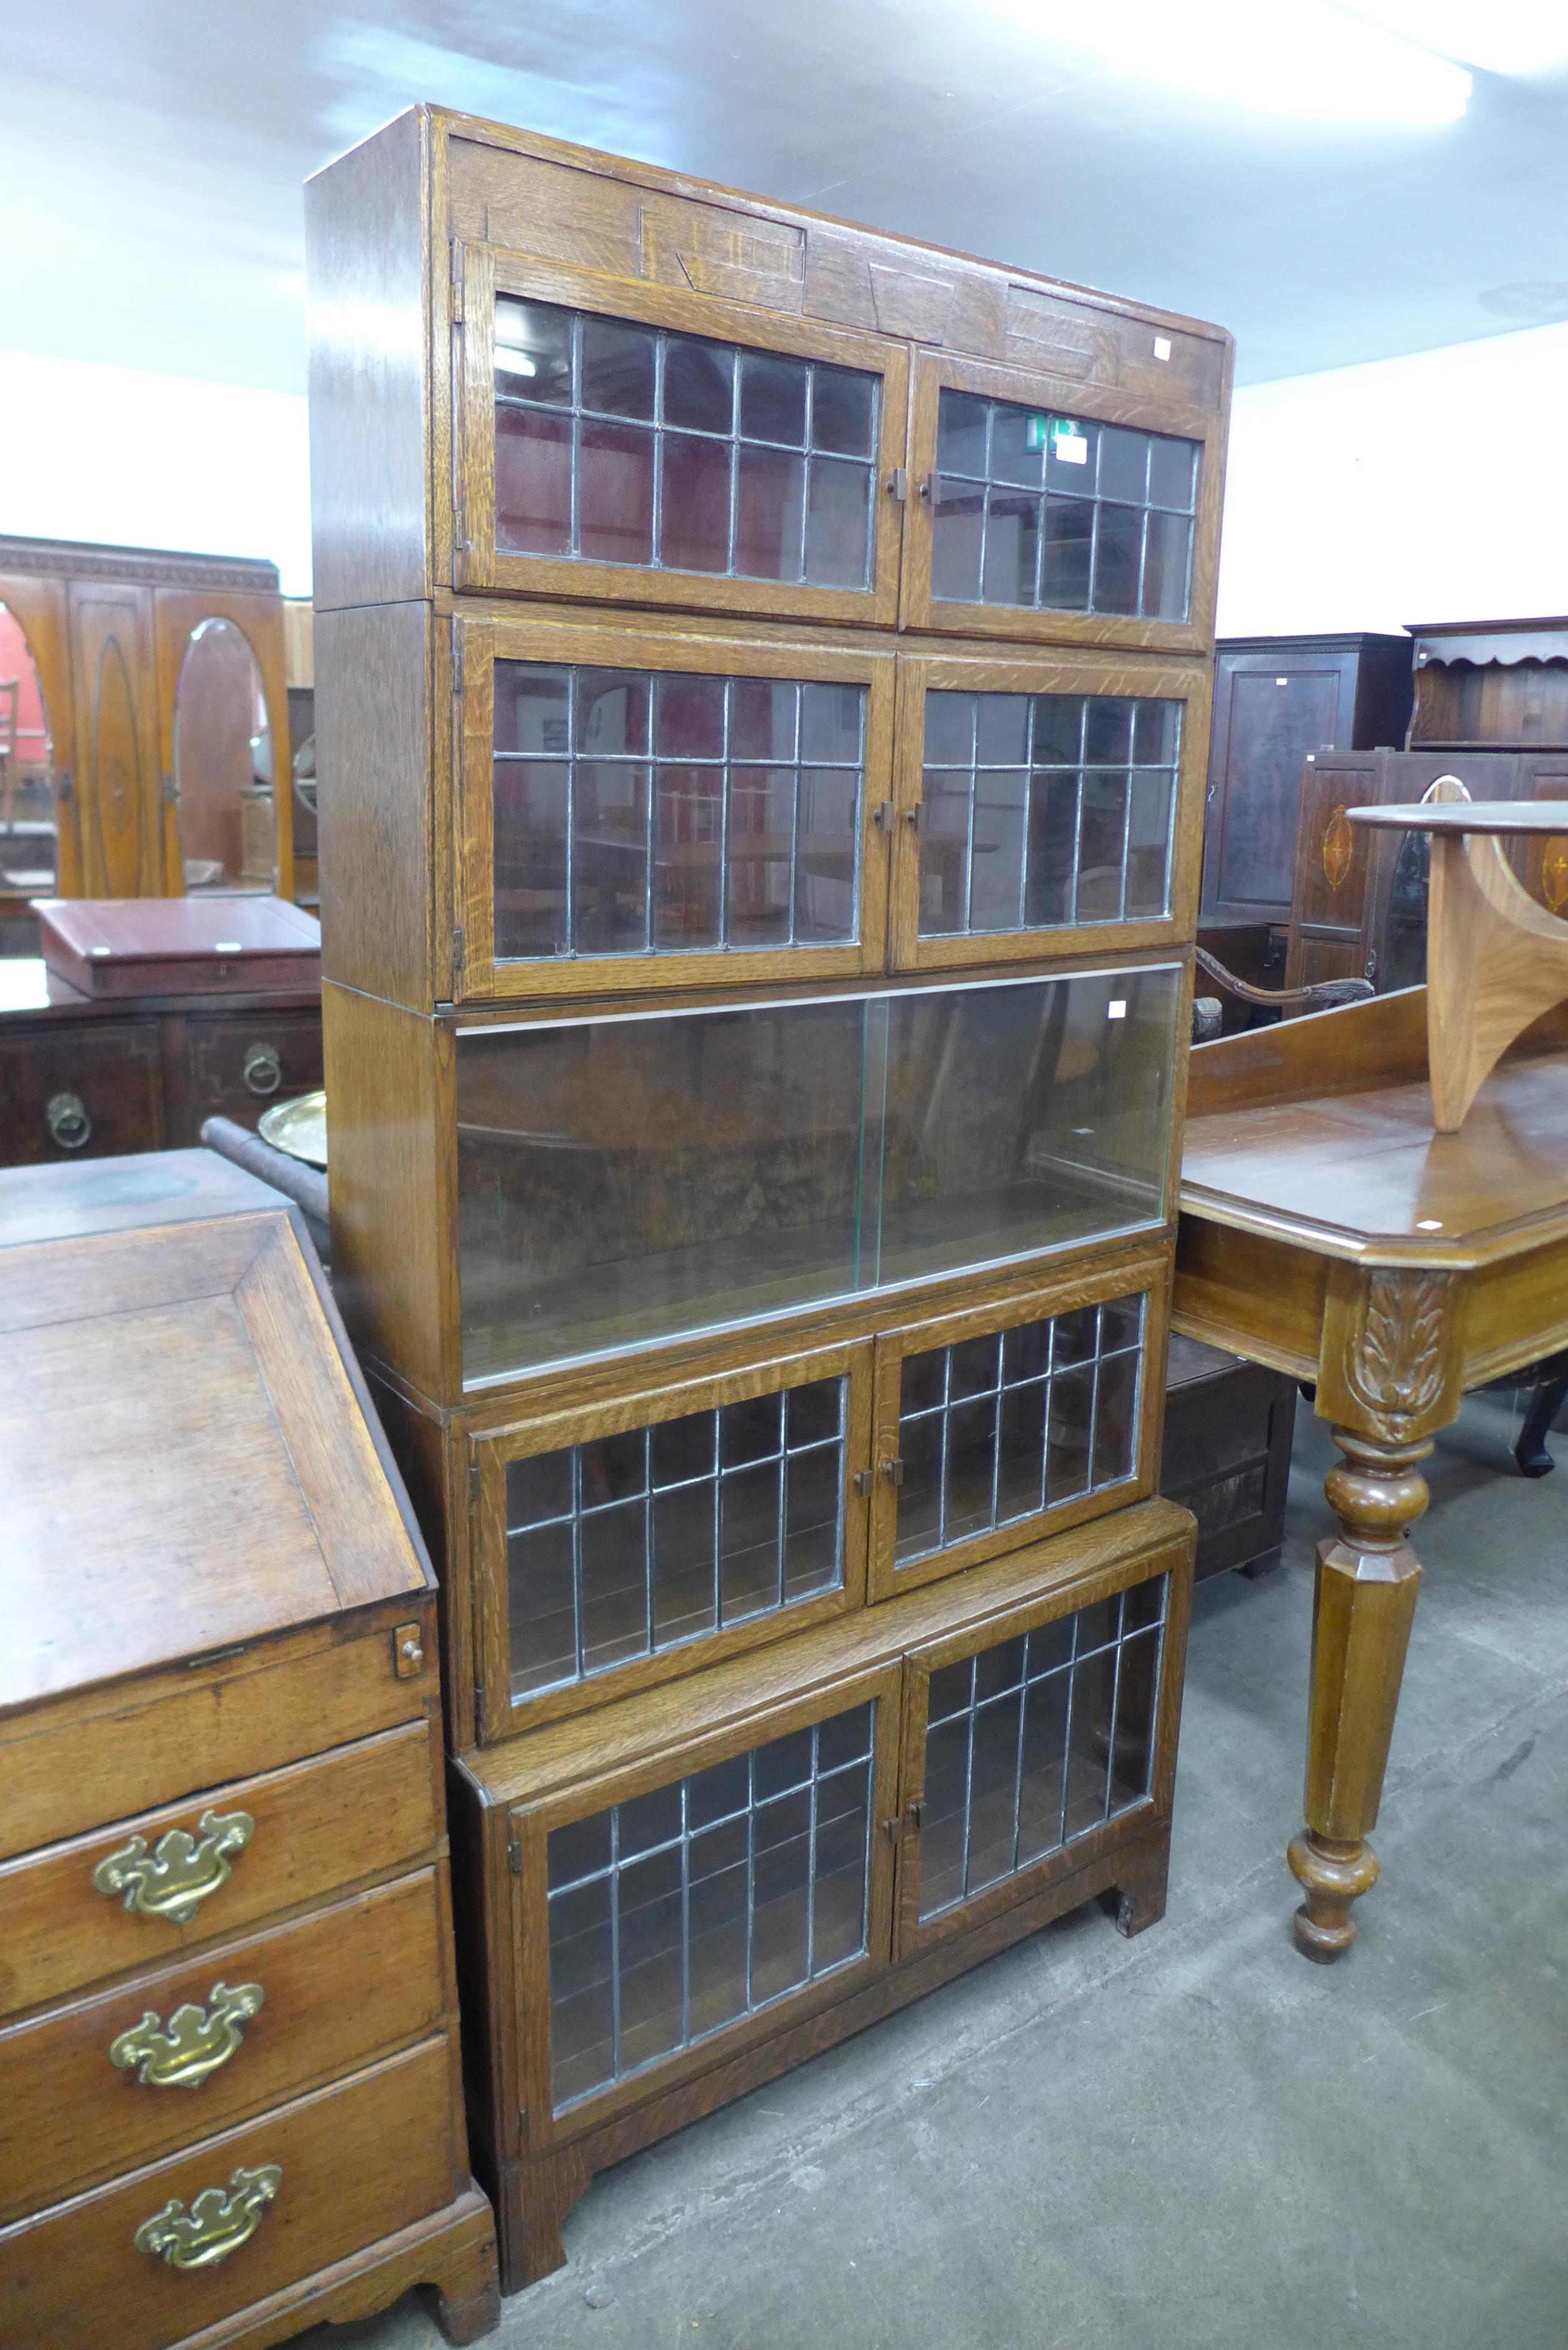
[[1287, 1427, 1428, 1960]]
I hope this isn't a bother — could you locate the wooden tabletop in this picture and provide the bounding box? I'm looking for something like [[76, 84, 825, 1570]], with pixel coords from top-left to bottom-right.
[[1345, 801, 1568, 835], [1180, 987, 1568, 1268]]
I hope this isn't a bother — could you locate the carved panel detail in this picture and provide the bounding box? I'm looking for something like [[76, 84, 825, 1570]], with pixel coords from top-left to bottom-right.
[[1343, 1271, 1452, 1430]]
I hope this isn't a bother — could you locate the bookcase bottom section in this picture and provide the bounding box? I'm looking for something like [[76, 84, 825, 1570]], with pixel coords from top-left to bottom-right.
[[494, 1816, 1170, 2293]]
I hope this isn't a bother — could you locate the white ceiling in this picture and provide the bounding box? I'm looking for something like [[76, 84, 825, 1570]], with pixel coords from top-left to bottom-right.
[[2, 1, 1566, 400]]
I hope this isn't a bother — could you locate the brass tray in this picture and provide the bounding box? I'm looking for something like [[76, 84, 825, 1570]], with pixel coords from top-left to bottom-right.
[[258, 1089, 328, 1169]]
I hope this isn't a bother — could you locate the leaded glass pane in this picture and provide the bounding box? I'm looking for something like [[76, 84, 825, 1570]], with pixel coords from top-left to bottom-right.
[[493, 660, 866, 964], [495, 296, 880, 589], [894, 1293, 1146, 1568], [918, 691, 1180, 938], [508, 1375, 848, 1699], [918, 1579, 1166, 1922], [545, 1702, 875, 2110], [931, 389, 1198, 620]]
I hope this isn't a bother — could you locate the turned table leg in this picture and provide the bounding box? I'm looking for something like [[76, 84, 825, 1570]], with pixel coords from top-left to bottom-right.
[[1287, 1427, 1429, 1959]]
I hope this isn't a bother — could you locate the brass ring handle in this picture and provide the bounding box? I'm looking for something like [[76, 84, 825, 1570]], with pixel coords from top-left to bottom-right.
[[92, 1809, 254, 1926], [109, 1982, 264, 2089], [45, 1090, 91, 1149], [242, 1041, 283, 1097], [134, 2164, 281, 2270]]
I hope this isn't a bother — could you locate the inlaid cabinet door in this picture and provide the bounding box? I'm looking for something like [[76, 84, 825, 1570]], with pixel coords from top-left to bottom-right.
[[508, 1662, 902, 2150], [471, 1340, 874, 1741], [452, 248, 908, 627], [67, 583, 166, 897], [864, 1257, 1169, 1602], [899, 351, 1224, 655], [891, 1555, 1184, 1960], [887, 655, 1208, 970], [454, 614, 895, 1000], [0, 571, 80, 895]]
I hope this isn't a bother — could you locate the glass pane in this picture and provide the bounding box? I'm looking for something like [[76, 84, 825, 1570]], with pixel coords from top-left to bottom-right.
[[493, 303, 880, 590], [577, 421, 655, 564], [968, 771, 1027, 932], [495, 407, 572, 556], [917, 1576, 1166, 1921], [892, 1291, 1147, 1568], [1077, 772, 1129, 921], [505, 1376, 846, 1700], [490, 662, 867, 966], [805, 457, 873, 589], [925, 390, 1197, 621], [660, 433, 732, 573], [0, 603, 59, 897], [546, 1704, 875, 2109], [172, 618, 274, 891], [459, 971, 1179, 1379]]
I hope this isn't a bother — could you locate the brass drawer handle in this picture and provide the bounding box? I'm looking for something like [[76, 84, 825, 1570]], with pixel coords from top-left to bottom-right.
[[110, 1982, 264, 2089], [45, 1090, 91, 1149], [134, 2163, 281, 2270], [242, 1041, 283, 1097], [93, 1809, 254, 1925]]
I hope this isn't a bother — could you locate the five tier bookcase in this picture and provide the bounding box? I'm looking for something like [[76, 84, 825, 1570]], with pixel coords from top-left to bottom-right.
[[306, 105, 1230, 2296]]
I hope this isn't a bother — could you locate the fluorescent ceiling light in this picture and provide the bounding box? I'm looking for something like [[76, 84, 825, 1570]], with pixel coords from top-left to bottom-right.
[[989, 0, 1472, 123], [1342, 2, 1568, 76]]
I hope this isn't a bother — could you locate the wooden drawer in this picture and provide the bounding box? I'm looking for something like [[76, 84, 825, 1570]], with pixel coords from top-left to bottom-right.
[[175, 1008, 324, 1138], [0, 1020, 163, 1166], [0, 1721, 437, 2016], [0, 2034, 460, 2350], [0, 1869, 447, 2224], [1, 1608, 435, 1862]]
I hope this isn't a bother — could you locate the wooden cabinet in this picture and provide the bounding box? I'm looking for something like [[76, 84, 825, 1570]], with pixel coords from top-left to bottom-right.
[[1282, 747, 1555, 991], [1407, 616, 1568, 749], [0, 1151, 498, 2346], [1200, 633, 1413, 925], [0, 535, 294, 909], [456, 1499, 1190, 2282], [0, 958, 321, 1168], [1159, 1334, 1294, 1580], [306, 106, 1221, 2300]]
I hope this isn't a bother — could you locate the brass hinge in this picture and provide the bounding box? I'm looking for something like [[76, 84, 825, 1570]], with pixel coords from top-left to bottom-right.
[[881, 1799, 925, 1845], [474, 1679, 485, 1722], [161, 772, 179, 805], [452, 629, 464, 699], [507, 1835, 523, 1876], [467, 1461, 482, 1503], [452, 924, 466, 986], [450, 240, 465, 324], [887, 467, 908, 502]]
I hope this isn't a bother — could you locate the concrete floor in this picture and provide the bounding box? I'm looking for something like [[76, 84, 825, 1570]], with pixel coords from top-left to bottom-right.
[[310, 1392, 1568, 2350]]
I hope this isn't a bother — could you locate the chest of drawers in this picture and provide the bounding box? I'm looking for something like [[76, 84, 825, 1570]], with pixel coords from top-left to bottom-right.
[[0, 1150, 498, 2347]]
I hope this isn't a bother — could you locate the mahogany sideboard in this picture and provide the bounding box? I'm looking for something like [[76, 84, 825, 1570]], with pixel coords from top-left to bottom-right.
[[0, 957, 322, 1168], [0, 1148, 498, 2346]]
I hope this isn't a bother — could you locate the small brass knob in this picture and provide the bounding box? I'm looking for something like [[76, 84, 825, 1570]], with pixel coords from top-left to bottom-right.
[[242, 1042, 283, 1097], [46, 1091, 91, 1149]]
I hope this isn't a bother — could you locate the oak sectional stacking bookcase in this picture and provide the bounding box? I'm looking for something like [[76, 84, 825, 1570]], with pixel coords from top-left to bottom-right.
[[305, 107, 1231, 2295]]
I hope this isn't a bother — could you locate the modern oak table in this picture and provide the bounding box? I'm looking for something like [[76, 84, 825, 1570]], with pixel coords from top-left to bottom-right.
[[1172, 985, 1568, 1957]]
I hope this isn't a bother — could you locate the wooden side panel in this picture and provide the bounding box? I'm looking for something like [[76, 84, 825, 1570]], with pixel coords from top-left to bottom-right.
[[1172, 1219, 1325, 1379], [315, 600, 434, 1007], [305, 108, 432, 613], [323, 984, 454, 1404], [68, 583, 163, 897]]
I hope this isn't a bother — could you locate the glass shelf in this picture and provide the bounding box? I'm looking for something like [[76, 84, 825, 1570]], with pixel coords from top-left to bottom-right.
[[456, 963, 1182, 1383]]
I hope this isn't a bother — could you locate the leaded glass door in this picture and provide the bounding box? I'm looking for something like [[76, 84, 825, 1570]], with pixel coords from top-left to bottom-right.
[[455, 616, 895, 999], [511, 1663, 902, 2146], [454, 248, 908, 627], [472, 1339, 873, 1741], [864, 1260, 1167, 1601], [892, 1562, 1179, 1959], [888, 657, 1206, 969], [900, 353, 1223, 655]]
